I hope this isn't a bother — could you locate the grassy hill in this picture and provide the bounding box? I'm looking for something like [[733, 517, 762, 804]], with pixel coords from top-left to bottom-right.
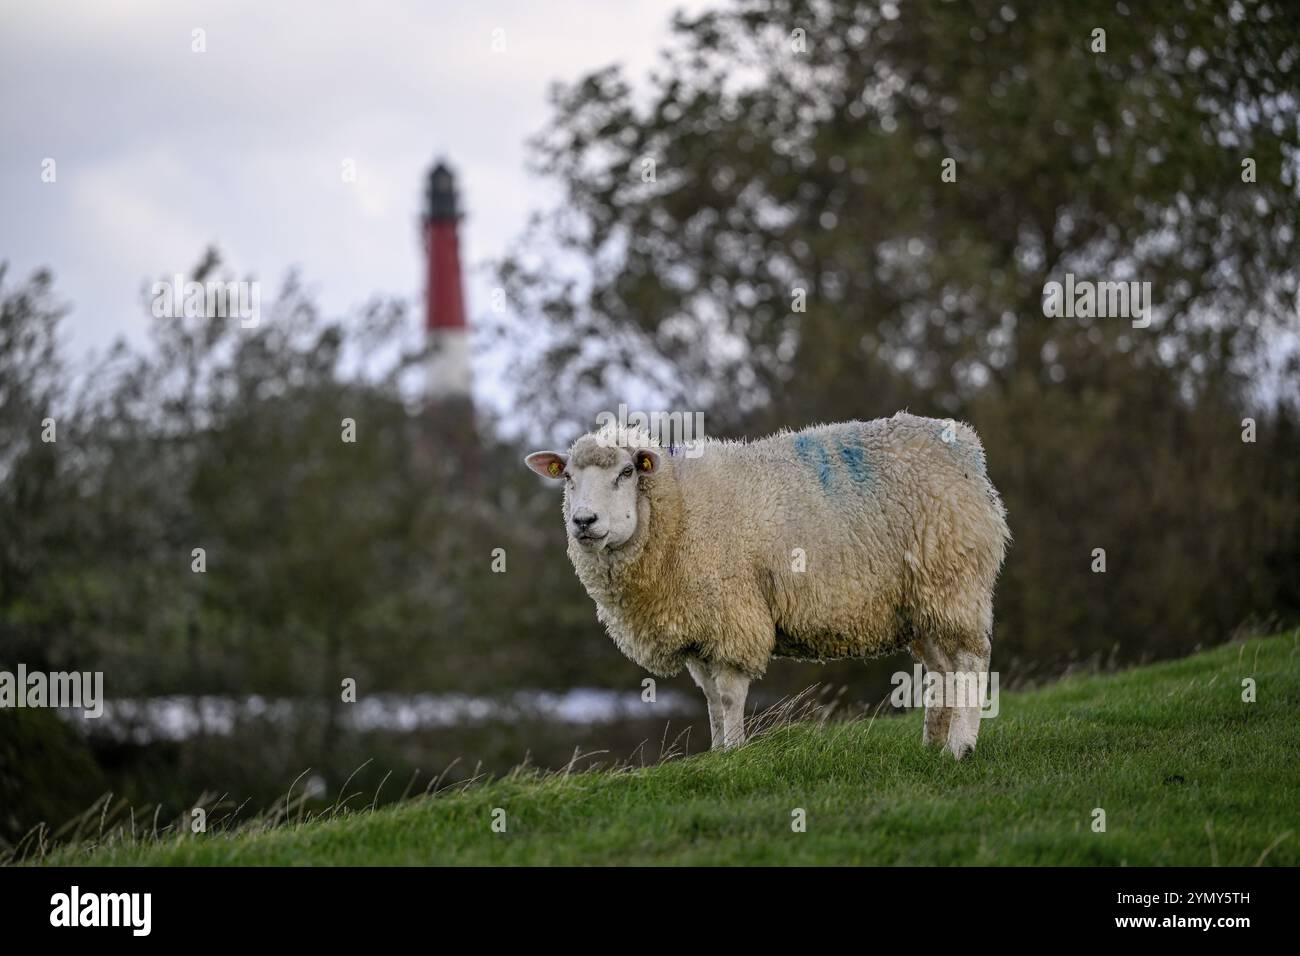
[[35, 632, 1299, 866]]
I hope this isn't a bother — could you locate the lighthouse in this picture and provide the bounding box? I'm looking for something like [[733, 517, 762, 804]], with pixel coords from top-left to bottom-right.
[[423, 160, 470, 400]]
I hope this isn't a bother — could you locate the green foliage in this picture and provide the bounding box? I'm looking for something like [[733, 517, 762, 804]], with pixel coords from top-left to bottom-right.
[[0, 253, 630, 702], [0, 708, 109, 849], [35, 633, 1300, 866], [0, 252, 654, 837], [496, 0, 1300, 667], [504, 0, 1300, 414]]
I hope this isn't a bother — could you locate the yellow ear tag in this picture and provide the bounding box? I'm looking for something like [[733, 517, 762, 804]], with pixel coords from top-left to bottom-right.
[[639, 455, 651, 471], [548, 462, 561, 477]]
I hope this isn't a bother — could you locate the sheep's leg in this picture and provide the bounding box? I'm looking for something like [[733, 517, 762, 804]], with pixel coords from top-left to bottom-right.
[[913, 637, 954, 749], [685, 659, 725, 749], [714, 665, 750, 749], [946, 639, 991, 761]]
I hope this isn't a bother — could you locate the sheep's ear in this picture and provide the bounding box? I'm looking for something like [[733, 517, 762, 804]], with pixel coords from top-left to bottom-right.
[[525, 451, 568, 480], [633, 448, 661, 475]]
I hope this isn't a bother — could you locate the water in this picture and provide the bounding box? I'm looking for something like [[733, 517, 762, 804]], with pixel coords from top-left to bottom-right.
[[59, 688, 699, 745]]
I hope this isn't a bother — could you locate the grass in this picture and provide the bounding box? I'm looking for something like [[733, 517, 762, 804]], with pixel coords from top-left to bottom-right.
[[31, 632, 1300, 866]]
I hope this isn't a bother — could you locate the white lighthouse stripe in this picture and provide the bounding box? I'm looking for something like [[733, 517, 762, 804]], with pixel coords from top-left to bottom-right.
[[428, 327, 472, 397]]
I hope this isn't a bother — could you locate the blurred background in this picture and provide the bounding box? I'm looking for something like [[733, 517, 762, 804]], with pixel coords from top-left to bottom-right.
[[2, 0, 1298, 852]]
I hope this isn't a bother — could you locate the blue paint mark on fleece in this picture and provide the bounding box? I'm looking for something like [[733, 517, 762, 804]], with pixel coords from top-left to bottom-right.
[[793, 434, 834, 493], [836, 438, 873, 486]]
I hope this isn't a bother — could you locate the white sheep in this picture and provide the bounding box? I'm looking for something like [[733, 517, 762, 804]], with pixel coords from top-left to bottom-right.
[[525, 412, 1010, 759]]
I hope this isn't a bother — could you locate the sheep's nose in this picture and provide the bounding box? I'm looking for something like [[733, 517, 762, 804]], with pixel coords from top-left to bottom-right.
[[572, 511, 598, 531]]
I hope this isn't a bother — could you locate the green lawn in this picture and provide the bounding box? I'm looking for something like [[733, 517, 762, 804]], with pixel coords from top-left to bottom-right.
[[38, 632, 1300, 866]]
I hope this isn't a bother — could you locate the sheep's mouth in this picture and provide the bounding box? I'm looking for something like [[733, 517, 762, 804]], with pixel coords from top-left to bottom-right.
[[574, 531, 608, 544]]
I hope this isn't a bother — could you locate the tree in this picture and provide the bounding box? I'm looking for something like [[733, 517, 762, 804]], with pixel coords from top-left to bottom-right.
[[497, 0, 1300, 667]]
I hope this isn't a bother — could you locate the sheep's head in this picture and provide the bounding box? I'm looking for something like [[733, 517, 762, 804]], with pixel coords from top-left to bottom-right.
[[525, 432, 662, 555]]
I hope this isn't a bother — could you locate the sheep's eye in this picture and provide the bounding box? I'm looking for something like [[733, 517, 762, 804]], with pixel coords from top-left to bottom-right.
[[619, 466, 634, 480]]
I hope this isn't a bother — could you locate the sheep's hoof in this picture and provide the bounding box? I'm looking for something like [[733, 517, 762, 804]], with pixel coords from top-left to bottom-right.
[[947, 740, 975, 760]]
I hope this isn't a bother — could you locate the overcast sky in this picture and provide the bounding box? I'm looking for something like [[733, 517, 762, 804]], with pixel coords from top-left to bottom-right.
[[0, 0, 711, 408]]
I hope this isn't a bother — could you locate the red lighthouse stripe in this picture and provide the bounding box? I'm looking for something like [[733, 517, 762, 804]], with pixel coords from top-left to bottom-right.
[[425, 219, 465, 331]]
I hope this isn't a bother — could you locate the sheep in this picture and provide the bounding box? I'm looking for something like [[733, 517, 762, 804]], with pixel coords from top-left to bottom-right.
[[524, 412, 1010, 759]]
